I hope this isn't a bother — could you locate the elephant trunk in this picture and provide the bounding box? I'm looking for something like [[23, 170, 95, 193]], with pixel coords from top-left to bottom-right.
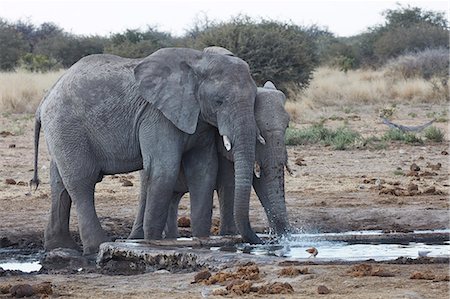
[[231, 114, 262, 244], [253, 141, 290, 236]]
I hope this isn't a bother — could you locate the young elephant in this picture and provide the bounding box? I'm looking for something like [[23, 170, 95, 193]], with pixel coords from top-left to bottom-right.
[[129, 81, 291, 239], [32, 48, 263, 255]]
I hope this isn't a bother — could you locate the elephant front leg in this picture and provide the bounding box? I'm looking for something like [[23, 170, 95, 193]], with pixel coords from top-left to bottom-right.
[[142, 165, 181, 240], [44, 161, 80, 251], [183, 145, 218, 237], [216, 155, 238, 235]]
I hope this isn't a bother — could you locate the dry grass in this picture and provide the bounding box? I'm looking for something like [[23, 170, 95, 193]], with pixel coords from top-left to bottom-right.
[[286, 67, 449, 122], [0, 70, 64, 114]]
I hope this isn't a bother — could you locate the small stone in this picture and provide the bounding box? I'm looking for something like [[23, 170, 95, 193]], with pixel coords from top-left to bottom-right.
[[8, 144, 15, 148], [193, 269, 211, 283], [441, 150, 448, 155], [16, 181, 27, 186], [5, 178, 16, 185], [317, 285, 330, 294], [10, 284, 35, 298], [294, 157, 306, 166], [177, 216, 191, 227], [0, 284, 11, 294], [0, 131, 13, 137], [422, 186, 438, 195], [410, 163, 420, 171], [407, 183, 418, 192], [121, 179, 133, 187]]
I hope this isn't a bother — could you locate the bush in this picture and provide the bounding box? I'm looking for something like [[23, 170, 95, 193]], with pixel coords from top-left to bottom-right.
[[20, 53, 60, 72], [423, 126, 444, 142], [374, 24, 449, 62], [384, 48, 449, 80], [382, 129, 423, 144], [189, 16, 318, 91], [105, 28, 175, 58]]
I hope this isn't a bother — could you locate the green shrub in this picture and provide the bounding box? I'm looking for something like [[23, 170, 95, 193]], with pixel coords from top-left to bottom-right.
[[382, 129, 423, 144], [189, 16, 318, 90], [328, 127, 361, 150], [424, 126, 445, 142], [20, 53, 60, 72], [285, 124, 360, 150]]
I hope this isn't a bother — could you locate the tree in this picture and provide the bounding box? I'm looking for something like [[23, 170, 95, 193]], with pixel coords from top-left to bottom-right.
[[189, 17, 319, 90], [0, 20, 28, 70]]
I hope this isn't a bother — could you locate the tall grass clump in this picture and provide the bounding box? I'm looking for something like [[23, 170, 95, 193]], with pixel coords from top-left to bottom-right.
[[0, 70, 64, 113], [382, 129, 423, 144], [423, 126, 445, 142]]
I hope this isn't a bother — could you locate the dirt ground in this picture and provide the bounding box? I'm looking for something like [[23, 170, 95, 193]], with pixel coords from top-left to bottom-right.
[[0, 104, 449, 298]]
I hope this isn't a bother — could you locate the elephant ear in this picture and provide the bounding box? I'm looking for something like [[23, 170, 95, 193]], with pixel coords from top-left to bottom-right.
[[134, 57, 200, 134]]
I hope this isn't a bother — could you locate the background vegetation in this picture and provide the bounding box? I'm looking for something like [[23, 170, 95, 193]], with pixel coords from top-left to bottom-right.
[[0, 4, 448, 114]]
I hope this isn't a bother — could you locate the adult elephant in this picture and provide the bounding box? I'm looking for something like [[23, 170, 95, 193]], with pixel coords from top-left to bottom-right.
[[31, 48, 262, 255], [155, 81, 292, 239]]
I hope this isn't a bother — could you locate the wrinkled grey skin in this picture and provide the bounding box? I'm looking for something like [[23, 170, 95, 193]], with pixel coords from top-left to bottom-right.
[[159, 81, 291, 239], [31, 48, 261, 255], [129, 47, 290, 241]]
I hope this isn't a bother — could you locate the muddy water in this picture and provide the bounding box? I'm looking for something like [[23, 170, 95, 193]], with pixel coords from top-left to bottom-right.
[[219, 230, 450, 261]]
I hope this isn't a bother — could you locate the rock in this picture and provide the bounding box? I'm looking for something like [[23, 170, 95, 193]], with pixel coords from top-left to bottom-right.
[[5, 178, 16, 185], [278, 266, 309, 277], [177, 216, 191, 227], [441, 150, 448, 155], [8, 144, 15, 148], [426, 162, 441, 171], [294, 157, 306, 166], [16, 181, 27, 186], [0, 284, 11, 294], [32, 282, 53, 296], [121, 179, 133, 187], [407, 183, 418, 192], [101, 259, 146, 275], [317, 285, 330, 294], [40, 248, 88, 271], [10, 284, 35, 298], [406, 171, 419, 177], [258, 282, 294, 294], [410, 163, 420, 171], [193, 269, 211, 283], [0, 131, 13, 137]]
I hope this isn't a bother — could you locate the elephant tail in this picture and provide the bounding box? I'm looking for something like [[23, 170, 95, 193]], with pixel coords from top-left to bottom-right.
[[30, 114, 41, 191]]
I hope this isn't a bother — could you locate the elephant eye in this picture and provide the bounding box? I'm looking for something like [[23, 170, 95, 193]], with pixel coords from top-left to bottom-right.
[[216, 99, 224, 106]]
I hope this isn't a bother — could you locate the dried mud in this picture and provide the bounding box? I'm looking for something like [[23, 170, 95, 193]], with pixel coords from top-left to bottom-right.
[[1, 105, 449, 298]]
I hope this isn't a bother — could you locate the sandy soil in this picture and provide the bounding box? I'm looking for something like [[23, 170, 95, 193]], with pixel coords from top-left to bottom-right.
[[0, 104, 449, 298]]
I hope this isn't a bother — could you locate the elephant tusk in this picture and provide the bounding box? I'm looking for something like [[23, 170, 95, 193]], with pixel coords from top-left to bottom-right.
[[223, 135, 232, 151], [257, 134, 266, 145], [254, 161, 261, 178]]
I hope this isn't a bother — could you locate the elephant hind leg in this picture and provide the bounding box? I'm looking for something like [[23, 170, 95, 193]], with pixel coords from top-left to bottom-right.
[[44, 161, 80, 252]]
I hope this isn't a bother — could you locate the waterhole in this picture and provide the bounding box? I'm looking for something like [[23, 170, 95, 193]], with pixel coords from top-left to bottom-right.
[[215, 230, 450, 261]]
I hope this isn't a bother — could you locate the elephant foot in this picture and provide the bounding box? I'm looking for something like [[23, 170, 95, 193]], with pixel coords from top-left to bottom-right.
[[219, 226, 238, 236], [44, 236, 81, 253], [128, 228, 144, 239], [82, 234, 110, 256]]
